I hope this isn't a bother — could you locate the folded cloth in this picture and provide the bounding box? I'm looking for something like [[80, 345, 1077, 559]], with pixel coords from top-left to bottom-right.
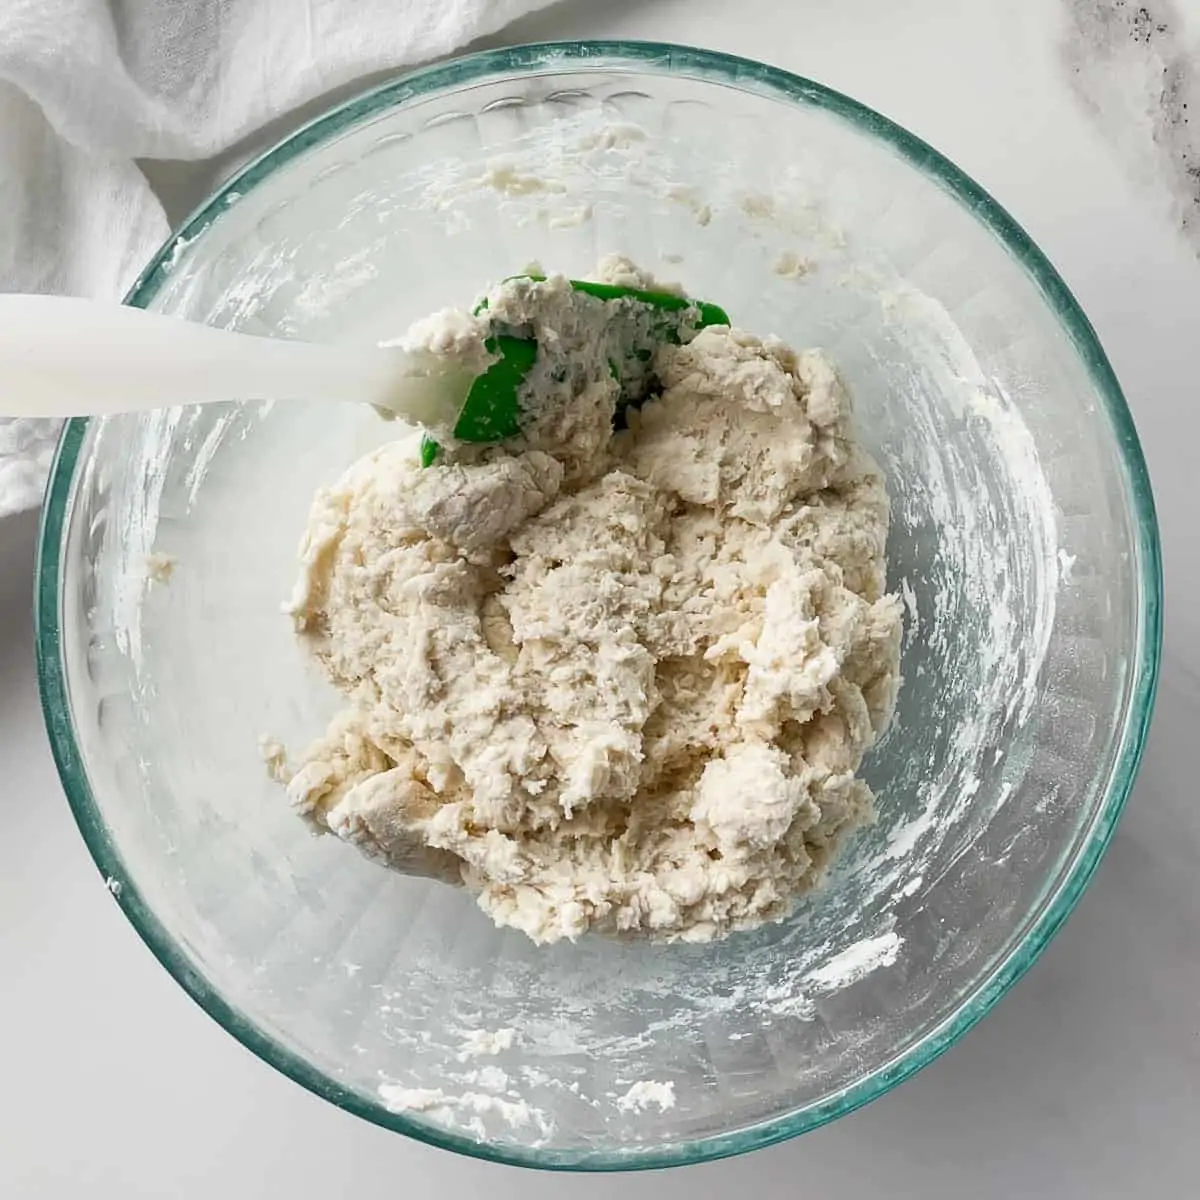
[[0, 0, 558, 518]]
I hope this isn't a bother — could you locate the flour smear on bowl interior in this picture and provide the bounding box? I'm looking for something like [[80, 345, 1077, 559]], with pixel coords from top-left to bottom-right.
[[269, 259, 902, 944]]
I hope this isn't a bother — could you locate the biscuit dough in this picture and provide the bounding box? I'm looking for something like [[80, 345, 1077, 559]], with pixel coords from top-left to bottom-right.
[[281, 260, 902, 944]]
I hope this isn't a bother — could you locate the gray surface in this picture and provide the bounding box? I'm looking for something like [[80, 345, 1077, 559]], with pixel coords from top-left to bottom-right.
[[3, 1, 1198, 1196]]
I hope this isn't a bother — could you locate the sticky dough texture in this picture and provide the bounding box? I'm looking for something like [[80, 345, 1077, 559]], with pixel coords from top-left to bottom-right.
[[283, 260, 902, 944]]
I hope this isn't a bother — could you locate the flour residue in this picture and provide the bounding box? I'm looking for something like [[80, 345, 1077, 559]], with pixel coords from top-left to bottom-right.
[[378, 1082, 554, 1143], [457, 1028, 517, 1060], [97, 90, 1069, 1155], [615, 1080, 676, 1113], [808, 931, 902, 989], [1061, 0, 1200, 253]]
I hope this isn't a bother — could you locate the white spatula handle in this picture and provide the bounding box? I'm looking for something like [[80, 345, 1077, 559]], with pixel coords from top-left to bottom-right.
[[0, 295, 471, 425]]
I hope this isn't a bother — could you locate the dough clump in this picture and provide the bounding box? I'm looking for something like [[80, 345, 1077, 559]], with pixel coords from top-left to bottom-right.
[[282, 260, 902, 944]]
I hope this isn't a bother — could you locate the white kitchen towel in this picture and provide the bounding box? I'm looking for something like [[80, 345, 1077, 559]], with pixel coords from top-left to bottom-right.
[[0, 0, 558, 519]]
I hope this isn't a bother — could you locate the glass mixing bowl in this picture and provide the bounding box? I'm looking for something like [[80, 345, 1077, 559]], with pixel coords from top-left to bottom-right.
[[35, 43, 1161, 1169]]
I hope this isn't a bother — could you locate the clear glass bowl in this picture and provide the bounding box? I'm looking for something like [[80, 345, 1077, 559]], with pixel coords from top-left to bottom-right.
[[35, 43, 1161, 1169]]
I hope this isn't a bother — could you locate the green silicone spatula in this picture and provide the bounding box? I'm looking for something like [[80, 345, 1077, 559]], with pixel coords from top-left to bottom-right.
[[419, 277, 730, 464]]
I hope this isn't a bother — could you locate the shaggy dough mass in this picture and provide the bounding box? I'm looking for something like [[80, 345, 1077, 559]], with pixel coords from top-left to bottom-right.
[[282, 261, 902, 944]]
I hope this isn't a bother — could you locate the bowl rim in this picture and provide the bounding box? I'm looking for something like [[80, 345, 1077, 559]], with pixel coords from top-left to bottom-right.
[[34, 39, 1163, 1172]]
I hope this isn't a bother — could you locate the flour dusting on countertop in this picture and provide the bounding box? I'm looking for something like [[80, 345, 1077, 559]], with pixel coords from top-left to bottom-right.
[[1062, 0, 1200, 251]]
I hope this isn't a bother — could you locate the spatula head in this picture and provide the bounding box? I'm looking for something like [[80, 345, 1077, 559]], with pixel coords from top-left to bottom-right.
[[419, 278, 730, 466]]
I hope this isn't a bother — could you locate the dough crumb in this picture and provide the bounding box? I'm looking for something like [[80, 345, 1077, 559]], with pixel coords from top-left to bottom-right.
[[259, 736, 292, 784], [616, 1080, 675, 1112], [278, 263, 902, 945], [145, 551, 176, 584], [548, 204, 593, 229], [457, 1028, 517, 1060], [482, 164, 567, 197], [740, 192, 776, 220], [667, 185, 714, 226], [774, 251, 815, 279], [378, 1084, 550, 1137]]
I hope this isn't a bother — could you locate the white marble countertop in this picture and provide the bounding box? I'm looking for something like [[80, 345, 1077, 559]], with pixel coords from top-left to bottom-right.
[[3, 2, 1198, 1196]]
